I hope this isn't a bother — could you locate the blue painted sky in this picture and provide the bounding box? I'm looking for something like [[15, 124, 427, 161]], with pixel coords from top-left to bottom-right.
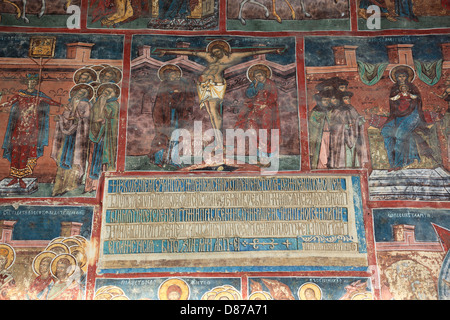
[[0, 33, 124, 60], [131, 35, 296, 65], [305, 34, 450, 66], [373, 208, 450, 242], [0, 206, 94, 240]]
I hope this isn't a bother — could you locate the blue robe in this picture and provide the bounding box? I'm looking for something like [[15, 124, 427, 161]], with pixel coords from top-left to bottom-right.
[[381, 108, 421, 169], [395, 0, 417, 19], [359, 0, 388, 13], [57, 98, 91, 171], [381, 83, 423, 169], [159, 0, 190, 19]]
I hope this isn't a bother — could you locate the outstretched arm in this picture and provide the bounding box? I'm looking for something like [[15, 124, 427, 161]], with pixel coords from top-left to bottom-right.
[[231, 47, 286, 61], [40, 96, 62, 106], [152, 48, 207, 59], [0, 96, 19, 111]]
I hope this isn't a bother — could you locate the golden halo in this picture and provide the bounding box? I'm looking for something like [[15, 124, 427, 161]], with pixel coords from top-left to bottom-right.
[[105, 286, 126, 297], [73, 235, 88, 243], [157, 64, 182, 81], [46, 242, 70, 255], [201, 291, 218, 300], [50, 253, 78, 279], [262, 291, 272, 300], [69, 246, 87, 270], [206, 40, 231, 55], [249, 291, 272, 300], [99, 66, 123, 84], [94, 292, 113, 300], [158, 278, 190, 300], [225, 287, 242, 300], [49, 237, 65, 244], [351, 292, 373, 300], [62, 237, 82, 248], [211, 286, 226, 292], [70, 84, 95, 101], [0, 243, 15, 270], [32, 251, 56, 276], [214, 291, 235, 300], [97, 83, 121, 99], [74, 67, 98, 84], [222, 285, 235, 290], [88, 81, 101, 91], [95, 286, 108, 294], [94, 286, 127, 300], [247, 64, 273, 82], [389, 64, 416, 83], [88, 65, 106, 73], [298, 282, 322, 300], [111, 295, 129, 300], [73, 235, 88, 249], [95, 286, 114, 296]]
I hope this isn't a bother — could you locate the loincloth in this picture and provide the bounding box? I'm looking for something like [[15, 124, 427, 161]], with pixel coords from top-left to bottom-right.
[[197, 80, 226, 109]]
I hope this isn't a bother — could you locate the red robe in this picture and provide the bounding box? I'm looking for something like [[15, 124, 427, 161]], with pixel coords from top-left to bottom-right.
[[28, 275, 54, 299], [148, 78, 195, 162], [1, 90, 60, 178], [235, 79, 280, 154], [0, 270, 16, 300], [43, 279, 82, 300]]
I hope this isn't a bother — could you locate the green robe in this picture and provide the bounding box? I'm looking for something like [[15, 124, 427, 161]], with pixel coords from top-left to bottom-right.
[[309, 104, 332, 169], [89, 97, 119, 172]]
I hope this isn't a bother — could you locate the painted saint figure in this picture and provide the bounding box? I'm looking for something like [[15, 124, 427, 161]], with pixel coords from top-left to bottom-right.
[[0, 244, 16, 300], [158, 278, 190, 300], [328, 91, 367, 168], [234, 64, 280, 166], [84, 83, 120, 193], [394, 0, 418, 21], [309, 89, 333, 169], [381, 65, 436, 171], [51, 84, 94, 196], [358, 0, 396, 21], [148, 64, 195, 168], [0, 73, 61, 189], [27, 251, 56, 300], [90, 0, 143, 26], [41, 254, 82, 300], [74, 68, 97, 84], [99, 66, 122, 84], [154, 40, 285, 152], [159, 0, 195, 19], [432, 76, 450, 161], [432, 75, 450, 107]]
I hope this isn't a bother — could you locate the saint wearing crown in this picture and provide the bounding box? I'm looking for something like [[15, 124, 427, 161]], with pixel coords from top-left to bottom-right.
[[0, 73, 61, 189]]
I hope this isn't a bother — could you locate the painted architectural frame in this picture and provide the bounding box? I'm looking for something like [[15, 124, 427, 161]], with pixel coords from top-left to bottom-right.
[[0, 0, 449, 303]]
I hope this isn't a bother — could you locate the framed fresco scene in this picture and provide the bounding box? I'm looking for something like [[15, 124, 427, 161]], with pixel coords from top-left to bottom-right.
[[0, 0, 449, 304]]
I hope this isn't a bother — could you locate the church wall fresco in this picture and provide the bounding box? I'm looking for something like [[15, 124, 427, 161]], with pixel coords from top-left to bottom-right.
[[357, 0, 450, 30], [373, 208, 450, 300], [0, 33, 124, 197], [305, 34, 450, 201], [0, 0, 449, 303], [126, 35, 300, 172]]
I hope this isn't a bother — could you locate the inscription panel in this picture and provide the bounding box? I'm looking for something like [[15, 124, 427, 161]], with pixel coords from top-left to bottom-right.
[[98, 175, 368, 273]]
